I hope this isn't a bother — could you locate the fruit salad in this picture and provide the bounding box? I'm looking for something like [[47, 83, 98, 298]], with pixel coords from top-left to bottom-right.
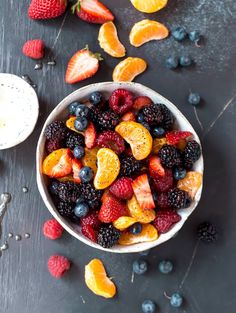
[[42, 88, 203, 249]]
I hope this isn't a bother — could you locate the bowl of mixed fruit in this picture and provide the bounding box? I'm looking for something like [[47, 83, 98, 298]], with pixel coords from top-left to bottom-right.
[[36, 82, 203, 253]]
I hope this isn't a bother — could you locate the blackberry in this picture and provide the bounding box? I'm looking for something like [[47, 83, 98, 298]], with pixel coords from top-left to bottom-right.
[[44, 121, 67, 140], [45, 138, 62, 154], [119, 155, 142, 177], [197, 222, 218, 243], [183, 140, 201, 169], [79, 182, 103, 209], [49, 180, 60, 196], [90, 107, 119, 130], [168, 188, 191, 210], [57, 201, 76, 220], [65, 131, 84, 150], [97, 224, 121, 248], [158, 145, 182, 168], [159, 104, 175, 130], [57, 182, 81, 203], [142, 103, 163, 126]]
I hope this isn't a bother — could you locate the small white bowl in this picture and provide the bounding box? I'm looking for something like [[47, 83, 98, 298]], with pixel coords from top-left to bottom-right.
[[36, 82, 203, 253], [0, 73, 39, 150]]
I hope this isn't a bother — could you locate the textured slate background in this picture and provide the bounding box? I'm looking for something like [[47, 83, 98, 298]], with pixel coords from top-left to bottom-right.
[[0, 0, 236, 312]]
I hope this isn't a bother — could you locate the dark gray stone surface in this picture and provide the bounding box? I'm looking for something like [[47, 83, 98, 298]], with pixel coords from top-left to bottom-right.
[[0, 1, 236, 312]]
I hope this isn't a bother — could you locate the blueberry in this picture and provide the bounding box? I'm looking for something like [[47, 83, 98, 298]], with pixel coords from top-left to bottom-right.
[[68, 101, 79, 115], [75, 104, 89, 117], [79, 166, 94, 182], [158, 260, 173, 274], [179, 55, 192, 67], [49, 181, 59, 195], [172, 27, 187, 41], [74, 201, 89, 218], [137, 113, 144, 123], [141, 122, 151, 131], [142, 300, 156, 313], [73, 146, 85, 159], [133, 259, 148, 275], [152, 127, 165, 138], [89, 91, 103, 105], [139, 249, 151, 256], [165, 56, 179, 69], [174, 167, 187, 180], [170, 293, 183, 308], [129, 223, 142, 235], [74, 116, 88, 131], [188, 92, 201, 105], [189, 30, 201, 43]]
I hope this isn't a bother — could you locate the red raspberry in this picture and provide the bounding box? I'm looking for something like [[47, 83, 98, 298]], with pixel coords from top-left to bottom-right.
[[152, 210, 181, 233], [152, 169, 174, 192], [45, 138, 62, 154], [82, 225, 97, 242], [133, 96, 152, 110], [80, 212, 101, 229], [47, 255, 70, 278], [109, 177, 133, 200], [157, 193, 170, 210], [97, 130, 125, 155], [22, 39, 45, 59], [43, 219, 64, 240], [99, 194, 128, 223], [166, 131, 193, 145], [109, 89, 134, 115]]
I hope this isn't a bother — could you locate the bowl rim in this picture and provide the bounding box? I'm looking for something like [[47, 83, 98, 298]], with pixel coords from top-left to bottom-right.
[[36, 81, 204, 253]]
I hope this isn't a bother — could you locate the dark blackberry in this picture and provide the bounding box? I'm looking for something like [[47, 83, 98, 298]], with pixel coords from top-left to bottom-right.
[[197, 222, 218, 243], [65, 131, 85, 150], [168, 188, 191, 210], [142, 103, 163, 126], [44, 121, 67, 140], [158, 145, 182, 168], [183, 140, 201, 169], [49, 180, 60, 196], [97, 224, 121, 248], [97, 110, 119, 131], [57, 201, 75, 220], [79, 182, 103, 209], [57, 182, 81, 203], [45, 138, 63, 154], [159, 104, 175, 130], [119, 155, 142, 177]]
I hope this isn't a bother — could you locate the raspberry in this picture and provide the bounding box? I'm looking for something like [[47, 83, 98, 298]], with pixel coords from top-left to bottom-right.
[[159, 104, 175, 130], [183, 140, 201, 169], [157, 193, 170, 209], [97, 131, 125, 155], [109, 177, 133, 200], [119, 155, 142, 177], [152, 169, 174, 192], [109, 89, 134, 115], [97, 224, 121, 248], [79, 183, 103, 209], [197, 222, 218, 243], [44, 121, 67, 140], [152, 210, 181, 233], [45, 138, 63, 154], [57, 182, 81, 203], [65, 132, 85, 150], [47, 255, 71, 279], [22, 39, 45, 59], [158, 145, 182, 168], [142, 103, 163, 125], [43, 219, 64, 240], [82, 225, 97, 242], [168, 188, 191, 210], [80, 212, 101, 229], [99, 195, 128, 223], [166, 131, 193, 145]]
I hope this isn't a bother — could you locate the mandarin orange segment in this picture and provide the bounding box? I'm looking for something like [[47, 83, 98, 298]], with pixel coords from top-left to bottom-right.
[[94, 148, 120, 189], [177, 139, 187, 151], [113, 216, 137, 231], [112, 57, 147, 82], [85, 259, 116, 298], [177, 171, 203, 199], [119, 224, 158, 245], [115, 121, 152, 160], [130, 0, 168, 13], [57, 174, 74, 182], [127, 196, 156, 223], [98, 22, 126, 58], [152, 137, 167, 154], [130, 19, 169, 47], [82, 147, 99, 174]]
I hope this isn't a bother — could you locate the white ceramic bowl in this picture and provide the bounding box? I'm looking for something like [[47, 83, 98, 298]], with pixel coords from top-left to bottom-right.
[[36, 82, 203, 253]]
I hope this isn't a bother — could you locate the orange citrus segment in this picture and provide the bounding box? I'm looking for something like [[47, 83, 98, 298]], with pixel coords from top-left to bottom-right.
[[57, 174, 74, 182], [85, 259, 116, 298], [127, 196, 156, 223], [119, 224, 158, 245], [98, 22, 126, 58], [177, 171, 203, 199], [82, 147, 99, 174], [115, 121, 152, 160], [94, 148, 120, 189], [152, 137, 167, 154], [112, 57, 147, 82], [130, 0, 168, 13], [130, 19, 169, 47], [113, 216, 137, 231]]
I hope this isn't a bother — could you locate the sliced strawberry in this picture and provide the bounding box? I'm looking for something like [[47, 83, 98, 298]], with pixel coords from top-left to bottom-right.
[[98, 194, 128, 223], [109, 177, 133, 200], [149, 156, 165, 178], [152, 210, 181, 234], [133, 96, 152, 110], [81, 225, 97, 242], [166, 131, 193, 145], [72, 0, 114, 24], [84, 122, 97, 148], [132, 174, 155, 210], [65, 46, 102, 84], [72, 158, 83, 183], [121, 111, 136, 122]]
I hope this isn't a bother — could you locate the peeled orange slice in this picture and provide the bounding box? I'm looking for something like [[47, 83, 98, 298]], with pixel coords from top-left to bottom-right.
[[98, 22, 126, 58], [119, 224, 158, 245], [112, 57, 147, 82], [94, 148, 120, 189], [152, 137, 167, 154], [115, 121, 152, 160], [82, 147, 99, 174], [177, 171, 203, 199], [130, 0, 168, 13], [130, 19, 169, 47], [127, 196, 156, 224], [85, 259, 116, 298], [113, 216, 137, 231]]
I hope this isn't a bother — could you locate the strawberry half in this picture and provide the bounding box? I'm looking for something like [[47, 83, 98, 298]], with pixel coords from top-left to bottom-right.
[[65, 46, 102, 84], [121, 111, 136, 122], [133, 96, 152, 110], [72, 0, 114, 24], [166, 131, 193, 145], [28, 0, 67, 20], [132, 174, 155, 210], [72, 158, 83, 183], [84, 122, 97, 149], [81, 225, 97, 242], [109, 177, 133, 200], [149, 156, 165, 178], [99, 194, 128, 223]]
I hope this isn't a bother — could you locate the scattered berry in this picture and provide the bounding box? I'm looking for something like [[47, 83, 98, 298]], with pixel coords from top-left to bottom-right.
[[142, 300, 156, 313], [133, 259, 148, 275], [142, 103, 163, 126], [188, 92, 201, 105], [179, 55, 192, 67], [183, 140, 201, 169], [158, 145, 182, 168], [47, 255, 70, 279], [109, 89, 134, 115], [74, 116, 88, 131], [165, 56, 179, 69], [99, 194, 128, 223], [75, 104, 90, 117], [43, 219, 64, 240], [129, 222, 142, 235], [152, 127, 165, 138], [153, 210, 181, 233], [44, 121, 67, 140], [189, 30, 201, 43], [109, 177, 133, 200], [174, 167, 187, 180], [73, 146, 85, 159], [81, 225, 97, 242], [68, 101, 79, 115], [79, 166, 94, 182], [74, 201, 89, 218], [170, 293, 183, 307], [89, 91, 103, 105], [80, 212, 101, 229], [97, 130, 125, 155], [97, 224, 121, 248], [65, 132, 84, 150], [166, 130, 192, 145], [171, 27, 187, 41], [168, 188, 191, 210], [28, 0, 67, 20], [133, 96, 152, 110], [22, 39, 45, 59], [197, 222, 218, 243], [158, 260, 173, 274], [152, 169, 174, 193]]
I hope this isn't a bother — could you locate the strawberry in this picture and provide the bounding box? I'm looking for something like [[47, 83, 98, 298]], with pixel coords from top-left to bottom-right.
[[99, 194, 128, 223], [84, 122, 97, 149], [109, 177, 133, 200], [22, 39, 45, 59], [133, 96, 152, 110], [149, 156, 165, 178], [152, 169, 174, 193], [28, 0, 67, 20], [121, 111, 136, 122], [132, 174, 155, 210], [152, 210, 181, 233], [82, 225, 97, 242], [166, 131, 193, 145], [65, 46, 102, 84], [72, 158, 83, 183], [72, 0, 114, 24]]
